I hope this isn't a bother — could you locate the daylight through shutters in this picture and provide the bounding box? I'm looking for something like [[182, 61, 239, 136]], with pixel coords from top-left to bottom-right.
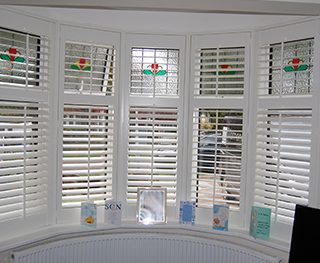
[[127, 106, 178, 204]]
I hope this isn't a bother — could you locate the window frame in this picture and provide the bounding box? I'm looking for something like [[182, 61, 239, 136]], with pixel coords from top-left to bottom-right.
[[189, 32, 251, 228], [253, 20, 320, 240], [0, 9, 54, 240], [57, 25, 121, 224], [119, 33, 186, 221]]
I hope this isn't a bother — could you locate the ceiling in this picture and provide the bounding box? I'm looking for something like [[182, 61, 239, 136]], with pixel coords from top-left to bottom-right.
[[1, 0, 320, 15]]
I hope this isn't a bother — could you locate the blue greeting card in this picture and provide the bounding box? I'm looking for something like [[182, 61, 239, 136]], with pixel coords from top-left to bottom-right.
[[213, 204, 229, 231], [81, 202, 97, 228], [179, 201, 196, 225]]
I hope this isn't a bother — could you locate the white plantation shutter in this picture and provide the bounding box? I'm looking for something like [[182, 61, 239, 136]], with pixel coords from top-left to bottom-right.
[[0, 28, 49, 90], [255, 109, 311, 223], [258, 38, 314, 97], [191, 109, 243, 209], [64, 41, 116, 96], [62, 105, 114, 207], [194, 47, 245, 97], [127, 107, 178, 204], [0, 101, 48, 221]]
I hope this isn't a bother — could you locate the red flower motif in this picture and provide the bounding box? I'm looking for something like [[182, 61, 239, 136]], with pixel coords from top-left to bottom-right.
[[79, 58, 87, 70], [220, 64, 230, 74], [8, 47, 17, 61], [291, 58, 301, 70], [151, 63, 159, 74]]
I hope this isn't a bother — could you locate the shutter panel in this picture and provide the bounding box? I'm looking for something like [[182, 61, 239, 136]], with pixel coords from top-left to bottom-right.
[[127, 106, 178, 204], [130, 48, 179, 97], [191, 109, 243, 210], [254, 109, 311, 223], [258, 38, 314, 97], [64, 41, 116, 96], [0, 101, 48, 221], [62, 105, 114, 207], [194, 47, 245, 97], [0, 28, 49, 90]]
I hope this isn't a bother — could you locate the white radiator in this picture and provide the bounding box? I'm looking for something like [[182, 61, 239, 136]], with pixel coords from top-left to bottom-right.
[[12, 233, 281, 263]]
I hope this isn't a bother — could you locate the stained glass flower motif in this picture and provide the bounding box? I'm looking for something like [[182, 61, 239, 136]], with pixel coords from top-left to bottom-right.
[[219, 64, 236, 75], [143, 63, 167, 76], [283, 57, 308, 72], [213, 64, 236, 75], [70, 58, 91, 71], [0, 47, 25, 63]]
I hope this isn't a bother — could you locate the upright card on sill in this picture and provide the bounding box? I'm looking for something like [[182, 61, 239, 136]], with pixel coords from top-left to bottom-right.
[[249, 206, 271, 240], [81, 202, 97, 228], [105, 200, 122, 225], [213, 204, 229, 231], [179, 201, 196, 225]]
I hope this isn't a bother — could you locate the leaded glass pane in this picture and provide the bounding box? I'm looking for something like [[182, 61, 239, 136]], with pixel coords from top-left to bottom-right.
[[130, 48, 179, 97], [64, 41, 115, 96]]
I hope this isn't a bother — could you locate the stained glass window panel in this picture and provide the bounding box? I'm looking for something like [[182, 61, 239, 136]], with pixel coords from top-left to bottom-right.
[[0, 28, 49, 90], [258, 38, 313, 97], [130, 48, 179, 97], [194, 47, 245, 97], [64, 41, 116, 96]]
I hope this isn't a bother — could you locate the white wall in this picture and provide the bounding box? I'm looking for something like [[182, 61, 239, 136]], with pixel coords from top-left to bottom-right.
[[10, 6, 307, 34]]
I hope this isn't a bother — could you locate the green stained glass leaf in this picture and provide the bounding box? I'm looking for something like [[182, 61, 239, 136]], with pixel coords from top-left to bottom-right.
[[82, 66, 91, 71], [219, 70, 236, 75], [0, 54, 10, 61], [71, 64, 81, 70], [15, 57, 25, 63], [298, 64, 308, 71], [143, 69, 154, 75], [284, 66, 294, 72], [155, 70, 167, 76], [284, 64, 308, 72]]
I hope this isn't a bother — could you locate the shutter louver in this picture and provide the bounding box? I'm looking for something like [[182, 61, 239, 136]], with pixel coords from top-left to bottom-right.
[[258, 38, 314, 97], [127, 106, 178, 204], [64, 41, 116, 96], [62, 105, 114, 207], [191, 109, 243, 210], [0, 28, 49, 90], [254, 109, 311, 223], [130, 48, 179, 97], [194, 47, 245, 97], [0, 101, 48, 221]]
